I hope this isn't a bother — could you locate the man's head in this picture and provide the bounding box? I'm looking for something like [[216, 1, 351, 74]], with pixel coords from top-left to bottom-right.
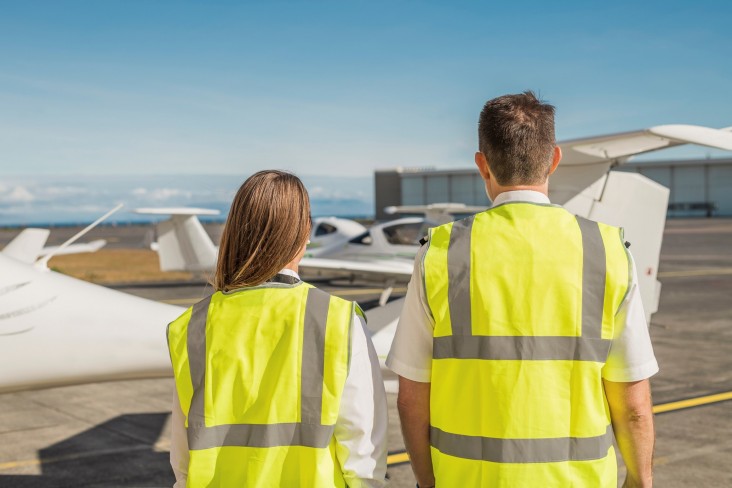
[[475, 91, 561, 198]]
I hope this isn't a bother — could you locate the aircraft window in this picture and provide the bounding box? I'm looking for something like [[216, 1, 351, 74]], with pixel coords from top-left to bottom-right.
[[315, 223, 337, 237], [382, 222, 428, 246], [349, 231, 373, 245]]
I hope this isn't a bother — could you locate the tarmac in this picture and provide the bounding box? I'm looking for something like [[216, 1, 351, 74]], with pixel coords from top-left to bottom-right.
[[1, 218, 731, 487]]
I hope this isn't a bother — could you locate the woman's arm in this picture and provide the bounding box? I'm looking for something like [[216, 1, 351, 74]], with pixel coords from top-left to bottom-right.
[[170, 388, 189, 488], [333, 314, 388, 488]]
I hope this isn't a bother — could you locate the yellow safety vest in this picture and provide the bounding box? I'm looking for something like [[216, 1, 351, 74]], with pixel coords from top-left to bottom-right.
[[424, 202, 630, 487], [167, 277, 358, 487]]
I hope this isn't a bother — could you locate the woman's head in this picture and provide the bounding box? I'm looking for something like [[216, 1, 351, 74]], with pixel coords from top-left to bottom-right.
[[214, 170, 311, 291]]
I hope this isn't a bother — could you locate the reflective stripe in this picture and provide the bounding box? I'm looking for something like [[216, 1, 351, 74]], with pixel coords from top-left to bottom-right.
[[301, 288, 330, 424], [447, 216, 475, 336], [431, 424, 613, 463], [190, 422, 335, 450], [187, 295, 211, 432], [433, 335, 611, 362], [575, 216, 606, 339], [186, 288, 334, 450]]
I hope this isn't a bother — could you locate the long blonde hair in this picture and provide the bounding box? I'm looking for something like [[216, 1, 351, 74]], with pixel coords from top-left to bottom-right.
[[214, 170, 311, 291]]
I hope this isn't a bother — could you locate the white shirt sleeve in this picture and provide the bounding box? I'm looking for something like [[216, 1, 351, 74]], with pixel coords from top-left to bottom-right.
[[386, 245, 435, 383], [602, 254, 659, 382], [334, 313, 389, 488], [170, 389, 189, 488]]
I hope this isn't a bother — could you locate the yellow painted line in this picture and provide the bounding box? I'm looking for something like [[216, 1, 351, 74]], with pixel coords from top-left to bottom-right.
[[658, 268, 732, 278], [653, 390, 732, 414], [0, 445, 150, 471], [387, 451, 410, 466], [1, 391, 730, 471]]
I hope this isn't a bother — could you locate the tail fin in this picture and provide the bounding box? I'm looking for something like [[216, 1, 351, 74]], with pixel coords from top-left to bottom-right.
[[2, 228, 50, 264], [565, 171, 669, 321], [134, 208, 219, 272]]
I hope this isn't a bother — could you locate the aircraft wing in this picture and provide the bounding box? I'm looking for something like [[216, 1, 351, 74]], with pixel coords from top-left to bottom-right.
[[298, 257, 413, 284], [385, 203, 488, 223], [39, 239, 107, 257], [552, 124, 732, 204]]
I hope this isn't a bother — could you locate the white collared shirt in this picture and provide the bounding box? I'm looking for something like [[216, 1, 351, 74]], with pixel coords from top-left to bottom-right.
[[170, 270, 388, 487], [386, 190, 659, 383]]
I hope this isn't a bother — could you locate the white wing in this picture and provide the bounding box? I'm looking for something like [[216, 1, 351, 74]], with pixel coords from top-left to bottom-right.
[[299, 257, 413, 284], [552, 124, 732, 204]]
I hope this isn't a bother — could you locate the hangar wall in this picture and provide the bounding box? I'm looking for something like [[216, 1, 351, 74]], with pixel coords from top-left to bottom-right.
[[374, 158, 732, 220]]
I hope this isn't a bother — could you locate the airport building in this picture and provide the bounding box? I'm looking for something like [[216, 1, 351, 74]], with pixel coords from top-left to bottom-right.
[[374, 157, 732, 220]]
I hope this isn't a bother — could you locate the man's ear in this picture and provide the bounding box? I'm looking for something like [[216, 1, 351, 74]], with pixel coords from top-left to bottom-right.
[[475, 152, 490, 181], [548, 146, 562, 176]]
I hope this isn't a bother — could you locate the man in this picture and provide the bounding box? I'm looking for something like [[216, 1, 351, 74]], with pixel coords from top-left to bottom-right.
[[387, 91, 657, 487]]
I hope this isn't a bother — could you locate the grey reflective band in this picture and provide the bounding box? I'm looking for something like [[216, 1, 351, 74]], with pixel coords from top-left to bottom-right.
[[431, 424, 613, 463], [447, 216, 475, 336], [575, 216, 606, 339], [189, 421, 334, 450], [301, 288, 330, 424], [435, 214, 609, 362], [186, 288, 334, 450], [433, 335, 611, 362], [187, 295, 211, 434]]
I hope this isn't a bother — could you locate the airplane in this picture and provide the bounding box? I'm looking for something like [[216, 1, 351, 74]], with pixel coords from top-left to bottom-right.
[[0, 242, 400, 393], [1, 123, 731, 394], [2, 227, 106, 264]]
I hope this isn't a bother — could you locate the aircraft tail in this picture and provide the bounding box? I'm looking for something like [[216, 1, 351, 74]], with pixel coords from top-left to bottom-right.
[[564, 171, 669, 321], [1, 228, 50, 264], [135, 208, 220, 273]]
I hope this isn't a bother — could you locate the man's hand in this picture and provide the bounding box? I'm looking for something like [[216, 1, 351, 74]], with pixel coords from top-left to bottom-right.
[[397, 376, 434, 488], [604, 379, 655, 488]]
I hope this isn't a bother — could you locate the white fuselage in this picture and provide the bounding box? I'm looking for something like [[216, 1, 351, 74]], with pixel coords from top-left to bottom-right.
[[0, 253, 183, 393]]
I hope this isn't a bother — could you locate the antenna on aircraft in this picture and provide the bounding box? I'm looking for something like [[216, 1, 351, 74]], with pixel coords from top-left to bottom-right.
[[35, 203, 124, 269]]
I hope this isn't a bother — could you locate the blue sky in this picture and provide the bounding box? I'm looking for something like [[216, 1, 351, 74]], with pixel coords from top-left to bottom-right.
[[2, 0, 731, 179], [1, 1, 731, 225]]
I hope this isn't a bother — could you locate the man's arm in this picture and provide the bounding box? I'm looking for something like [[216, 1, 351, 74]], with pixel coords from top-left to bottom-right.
[[397, 377, 434, 488], [604, 378, 655, 488]]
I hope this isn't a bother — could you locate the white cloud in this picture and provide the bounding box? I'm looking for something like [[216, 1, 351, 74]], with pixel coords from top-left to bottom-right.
[[1, 186, 35, 203], [131, 187, 148, 196], [148, 188, 192, 201]]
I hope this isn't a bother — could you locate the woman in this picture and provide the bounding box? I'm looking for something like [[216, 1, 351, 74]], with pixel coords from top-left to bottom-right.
[[167, 171, 387, 487]]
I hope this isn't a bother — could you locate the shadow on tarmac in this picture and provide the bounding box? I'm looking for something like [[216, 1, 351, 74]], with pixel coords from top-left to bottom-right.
[[1, 412, 174, 487]]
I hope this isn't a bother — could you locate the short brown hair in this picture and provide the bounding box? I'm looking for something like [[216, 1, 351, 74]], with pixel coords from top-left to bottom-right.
[[478, 91, 556, 185], [214, 170, 311, 291]]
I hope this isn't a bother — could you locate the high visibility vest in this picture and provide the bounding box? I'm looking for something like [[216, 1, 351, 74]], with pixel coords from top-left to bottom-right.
[[423, 202, 630, 487], [167, 277, 358, 487]]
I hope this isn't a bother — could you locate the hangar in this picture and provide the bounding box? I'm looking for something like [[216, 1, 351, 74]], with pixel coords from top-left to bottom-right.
[[374, 157, 732, 220]]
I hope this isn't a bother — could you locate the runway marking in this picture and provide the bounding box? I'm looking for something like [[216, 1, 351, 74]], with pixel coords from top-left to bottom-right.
[[1, 390, 730, 472], [384, 390, 732, 468], [657, 268, 732, 278], [0, 445, 152, 471], [652, 390, 732, 414], [387, 450, 411, 466]]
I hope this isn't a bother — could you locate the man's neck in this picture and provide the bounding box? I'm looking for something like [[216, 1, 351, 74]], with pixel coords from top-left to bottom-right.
[[491, 183, 548, 200]]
